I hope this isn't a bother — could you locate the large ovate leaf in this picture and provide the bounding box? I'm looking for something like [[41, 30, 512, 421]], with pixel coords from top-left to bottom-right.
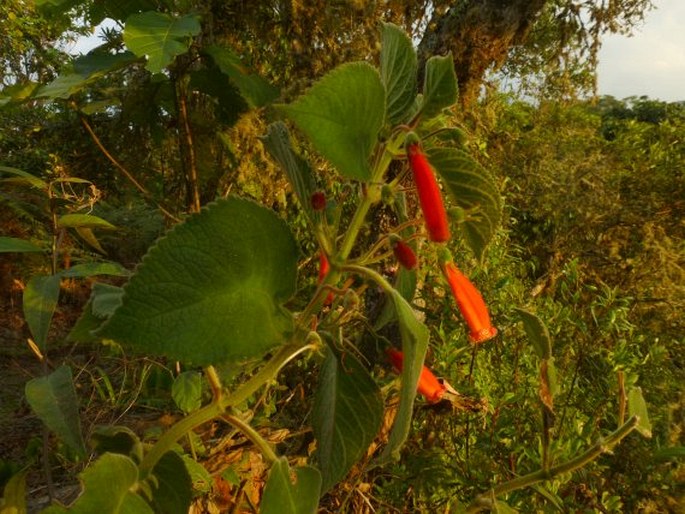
[[35, 74, 91, 100], [99, 197, 298, 365], [261, 458, 321, 514], [0, 237, 43, 253], [515, 308, 553, 359], [23, 274, 61, 352], [90, 425, 143, 464], [628, 387, 652, 438], [73, 51, 138, 76], [25, 365, 86, 459], [312, 347, 383, 492], [189, 68, 247, 126], [277, 62, 385, 181], [144, 451, 192, 514], [204, 45, 279, 108], [378, 290, 429, 464], [52, 453, 153, 513], [427, 147, 501, 259], [123, 12, 201, 73], [261, 122, 316, 217], [421, 53, 458, 118], [380, 23, 418, 124]]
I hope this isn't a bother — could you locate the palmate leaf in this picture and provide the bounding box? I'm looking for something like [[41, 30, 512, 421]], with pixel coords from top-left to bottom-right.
[[277, 62, 385, 181], [312, 347, 383, 492], [99, 197, 298, 366], [123, 12, 201, 73], [427, 147, 502, 259]]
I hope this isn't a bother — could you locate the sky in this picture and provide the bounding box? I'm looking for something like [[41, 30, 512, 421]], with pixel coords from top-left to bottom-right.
[[70, 1, 685, 103], [597, 0, 685, 102]]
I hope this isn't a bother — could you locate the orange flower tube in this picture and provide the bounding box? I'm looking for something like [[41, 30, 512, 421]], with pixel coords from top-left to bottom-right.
[[406, 142, 450, 243], [386, 348, 446, 403], [442, 261, 497, 344]]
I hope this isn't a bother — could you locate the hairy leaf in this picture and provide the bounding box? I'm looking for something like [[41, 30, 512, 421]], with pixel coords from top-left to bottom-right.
[[277, 62, 385, 181], [312, 347, 383, 492], [381, 23, 418, 124], [100, 197, 298, 365]]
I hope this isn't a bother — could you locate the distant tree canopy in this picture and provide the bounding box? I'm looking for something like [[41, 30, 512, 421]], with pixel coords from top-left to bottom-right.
[[2, 0, 655, 103]]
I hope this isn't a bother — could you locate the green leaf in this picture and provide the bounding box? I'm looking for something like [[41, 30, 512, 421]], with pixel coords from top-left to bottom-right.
[[539, 358, 558, 412], [261, 122, 316, 216], [0, 166, 47, 189], [74, 226, 106, 254], [1, 468, 29, 514], [204, 45, 279, 108], [421, 53, 458, 118], [90, 426, 143, 464], [494, 500, 519, 514], [60, 262, 129, 279], [380, 23, 418, 125], [35, 74, 91, 100], [172, 371, 203, 414], [58, 214, 116, 230], [73, 51, 138, 77], [653, 446, 685, 461], [312, 347, 383, 492], [100, 197, 298, 365], [0, 237, 43, 253], [514, 308, 553, 359], [123, 12, 201, 73], [145, 451, 192, 514], [261, 458, 321, 514], [67, 284, 124, 343], [427, 147, 501, 259], [0, 82, 39, 106], [373, 266, 416, 330], [179, 454, 212, 494], [189, 68, 247, 125], [25, 365, 86, 459], [378, 290, 429, 464], [23, 274, 61, 351], [277, 62, 385, 181], [628, 387, 652, 438], [57, 453, 152, 513]]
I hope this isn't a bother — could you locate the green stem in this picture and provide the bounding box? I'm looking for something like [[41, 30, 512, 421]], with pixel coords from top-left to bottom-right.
[[223, 413, 278, 464], [466, 415, 640, 512], [139, 343, 310, 478], [343, 264, 395, 295]]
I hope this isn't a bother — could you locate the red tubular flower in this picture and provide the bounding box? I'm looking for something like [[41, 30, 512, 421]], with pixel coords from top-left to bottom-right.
[[391, 238, 418, 270], [406, 143, 450, 243], [318, 251, 334, 305], [442, 261, 497, 344], [386, 348, 446, 404]]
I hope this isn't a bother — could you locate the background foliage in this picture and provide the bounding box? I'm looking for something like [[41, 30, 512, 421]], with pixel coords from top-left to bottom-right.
[[0, 0, 682, 512]]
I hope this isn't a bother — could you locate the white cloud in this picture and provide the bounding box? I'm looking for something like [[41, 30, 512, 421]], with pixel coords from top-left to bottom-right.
[[598, 0, 685, 101]]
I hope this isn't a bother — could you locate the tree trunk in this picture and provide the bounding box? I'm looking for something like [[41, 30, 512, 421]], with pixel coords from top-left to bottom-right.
[[418, 0, 547, 107]]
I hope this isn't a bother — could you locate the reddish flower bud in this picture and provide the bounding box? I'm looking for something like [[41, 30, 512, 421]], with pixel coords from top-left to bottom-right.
[[391, 238, 418, 270], [406, 143, 450, 243], [386, 348, 446, 404], [311, 191, 326, 211], [442, 261, 497, 344]]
